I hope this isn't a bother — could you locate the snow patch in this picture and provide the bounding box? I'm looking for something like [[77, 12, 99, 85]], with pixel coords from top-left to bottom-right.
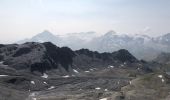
[[129, 81, 132, 85], [43, 82, 47, 84], [0, 75, 8, 77], [30, 93, 35, 96], [95, 87, 101, 90], [104, 89, 108, 91], [41, 73, 48, 78], [73, 69, 79, 73], [162, 79, 165, 82], [100, 98, 107, 100], [48, 86, 55, 90], [29, 92, 38, 100], [31, 81, 35, 85], [62, 75, 70, 78], [33, 98, 37, 100], [158, 75, 163, 78], [85, 71, 90, 73], [109, 65, 114, 68], [157, 75, 165, 83]]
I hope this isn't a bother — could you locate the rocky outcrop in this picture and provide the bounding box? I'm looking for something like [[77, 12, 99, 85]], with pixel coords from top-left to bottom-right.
[[0, 42, 144, 75]]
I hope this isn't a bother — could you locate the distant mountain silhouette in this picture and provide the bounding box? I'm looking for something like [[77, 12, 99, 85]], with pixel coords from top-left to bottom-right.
[[16, 30, 170, 60]]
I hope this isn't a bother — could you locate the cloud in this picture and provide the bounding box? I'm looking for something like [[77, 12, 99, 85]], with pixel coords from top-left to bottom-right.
[[143, 27, 151, 33], [39, 0, 45, 9]]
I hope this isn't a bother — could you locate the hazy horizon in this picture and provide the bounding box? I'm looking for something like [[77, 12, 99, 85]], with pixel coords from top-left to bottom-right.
[[0, 0, 170, 43]]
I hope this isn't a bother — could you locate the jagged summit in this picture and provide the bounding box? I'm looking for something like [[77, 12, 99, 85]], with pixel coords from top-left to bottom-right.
[[113, 49, 138, 63], [37, 30, 54, 36], [17, 30, 62, 46], [32, 30, 57, 40]]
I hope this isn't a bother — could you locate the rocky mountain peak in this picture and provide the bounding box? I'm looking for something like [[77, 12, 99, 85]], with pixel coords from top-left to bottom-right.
[[34, 30, 55, 38], [113, 49, 138, 63]]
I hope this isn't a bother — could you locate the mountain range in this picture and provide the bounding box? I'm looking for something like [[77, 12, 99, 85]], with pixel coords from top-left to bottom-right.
[[0, 42, 148, 75], [1, 42, 170, 100], [17, 30, 170, 61]]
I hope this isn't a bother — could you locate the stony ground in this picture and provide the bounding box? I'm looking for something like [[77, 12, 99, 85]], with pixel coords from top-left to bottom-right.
[[1, 67, 170, 100]]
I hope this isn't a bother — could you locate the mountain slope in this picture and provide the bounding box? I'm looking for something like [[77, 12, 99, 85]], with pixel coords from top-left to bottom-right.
[[0, 42, 152, 76]]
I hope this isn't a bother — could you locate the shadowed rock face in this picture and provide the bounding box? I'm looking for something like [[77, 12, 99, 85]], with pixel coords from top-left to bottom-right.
[[43, 42, 75, 71], [0, 55, 3, 61], [0, 42, 142, 74], [75, 49, 138, 63], [13, 47, 31, 57], [0, 44, 5, 48], [30, 61, 51, 74], [112, 49, 138, 63]]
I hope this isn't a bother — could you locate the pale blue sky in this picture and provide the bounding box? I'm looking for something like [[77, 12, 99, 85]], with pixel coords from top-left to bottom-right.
[[0, 0, 170, 43]]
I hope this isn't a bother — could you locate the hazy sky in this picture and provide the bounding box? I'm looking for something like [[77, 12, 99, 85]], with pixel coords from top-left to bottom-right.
[[0, 0, 170, 43]]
